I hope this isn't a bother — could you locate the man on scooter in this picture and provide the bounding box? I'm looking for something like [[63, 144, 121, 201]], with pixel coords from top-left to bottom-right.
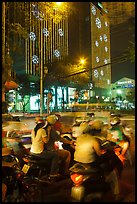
[[73, 120, 124, 201]]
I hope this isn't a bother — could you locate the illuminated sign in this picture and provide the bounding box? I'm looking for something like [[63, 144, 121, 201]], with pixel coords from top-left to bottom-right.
[[117, 80, 132, 84]]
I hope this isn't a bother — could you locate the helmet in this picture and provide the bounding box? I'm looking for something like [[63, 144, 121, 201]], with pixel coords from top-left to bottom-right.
[[46, 115, 58, 125], [90, 120, 104, 131], [110, 116, 120, 125], [55, 114, 61, 120], [35, 116, 45, 124], [79, 122, 90, 133], [122, 125, 133, 137]]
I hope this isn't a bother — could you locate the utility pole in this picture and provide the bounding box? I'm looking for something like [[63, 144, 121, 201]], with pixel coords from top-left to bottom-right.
[[40, 21, 43, 116]]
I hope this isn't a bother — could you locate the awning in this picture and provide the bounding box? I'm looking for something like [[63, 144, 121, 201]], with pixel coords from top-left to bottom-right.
[[5, 80, 18, 91]]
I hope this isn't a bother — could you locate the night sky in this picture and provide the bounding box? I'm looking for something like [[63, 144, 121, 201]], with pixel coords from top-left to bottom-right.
[[110, 20, 135, 83]]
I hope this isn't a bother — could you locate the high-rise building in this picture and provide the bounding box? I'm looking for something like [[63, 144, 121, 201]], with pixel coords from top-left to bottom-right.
[[90, 2, 111, 89]]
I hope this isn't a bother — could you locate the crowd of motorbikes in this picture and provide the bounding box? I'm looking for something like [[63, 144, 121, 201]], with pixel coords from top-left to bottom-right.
[[2, 113, 133, 202]]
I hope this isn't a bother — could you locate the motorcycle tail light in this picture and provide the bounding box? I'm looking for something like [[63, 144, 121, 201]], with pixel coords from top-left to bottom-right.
[[70, 173, 84, 186], [22, 157, 29, 163]]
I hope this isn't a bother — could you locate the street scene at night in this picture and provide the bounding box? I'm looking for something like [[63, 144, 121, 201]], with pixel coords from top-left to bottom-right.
[[2, 2, 135, 202]]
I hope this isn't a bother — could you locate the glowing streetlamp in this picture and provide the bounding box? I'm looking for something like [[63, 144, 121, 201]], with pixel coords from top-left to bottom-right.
[[55, 2, 62, 6], [79, 58, 86, 65]]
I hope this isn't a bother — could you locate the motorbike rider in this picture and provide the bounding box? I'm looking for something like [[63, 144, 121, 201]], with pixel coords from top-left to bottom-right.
[[30, 116, 60, 177], [73, 119, 123, 201], [43, 115, 71, 177], [74, 121, 102, 164], [107, 116, 123, 144], [107, 116, 131, 164]]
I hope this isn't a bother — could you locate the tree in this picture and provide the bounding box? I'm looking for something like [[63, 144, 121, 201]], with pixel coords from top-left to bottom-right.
[[16, 74, 40, 112]]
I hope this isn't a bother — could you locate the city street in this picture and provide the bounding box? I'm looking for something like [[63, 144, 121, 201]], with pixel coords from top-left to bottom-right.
[[2, 2, 135, 202], [20, 112, 135, 202]]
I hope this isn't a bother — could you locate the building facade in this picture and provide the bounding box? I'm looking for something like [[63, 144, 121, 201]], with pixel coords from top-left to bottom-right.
[[111, 77, 135, 99], [90, 2, 111, 89]]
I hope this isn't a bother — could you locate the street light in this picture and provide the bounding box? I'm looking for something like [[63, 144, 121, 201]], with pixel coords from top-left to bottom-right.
[[79, 58, 86, 65]]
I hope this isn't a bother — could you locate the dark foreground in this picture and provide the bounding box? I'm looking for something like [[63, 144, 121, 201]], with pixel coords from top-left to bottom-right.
[[39, 163, 135, 202]]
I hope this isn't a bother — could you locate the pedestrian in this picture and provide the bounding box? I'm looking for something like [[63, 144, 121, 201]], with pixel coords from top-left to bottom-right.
[[43, 115, 71, 177], [30, 117, 60, 177]]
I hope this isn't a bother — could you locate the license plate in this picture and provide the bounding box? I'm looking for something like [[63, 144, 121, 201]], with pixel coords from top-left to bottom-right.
[[22, 164, 30, 174]]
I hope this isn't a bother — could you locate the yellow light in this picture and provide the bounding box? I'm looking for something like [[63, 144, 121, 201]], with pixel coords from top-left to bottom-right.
[[79, 58, 86, 65], [55, 2, 62, 6]]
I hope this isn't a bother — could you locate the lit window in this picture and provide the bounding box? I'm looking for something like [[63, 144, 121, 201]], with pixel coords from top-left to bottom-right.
[[94, 69, 99, 78], [96, 56, 99, 63], [100, 35, 103, 41], [103, 34, 107, 42], [104, 59, 107, 64], [105, 21, 108, 27], [32, 55, 39, 64], [100, 70, 104, 76], [54, 50, 60, 58], [105, 46, 108, 52], [91, 6, 96, 15], [43, 28, 49, 36], [58, 28, 64, 36], [29, 32, 36, 41], [95, 17, 101, 29], [95, 41, 99, 47]]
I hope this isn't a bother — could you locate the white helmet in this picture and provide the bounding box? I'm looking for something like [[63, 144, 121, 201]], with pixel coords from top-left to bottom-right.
[[90, 119, 104, 131], [110, 116, 121, 126], [46, 115, 58, 125], [122, 125, 133, 137]]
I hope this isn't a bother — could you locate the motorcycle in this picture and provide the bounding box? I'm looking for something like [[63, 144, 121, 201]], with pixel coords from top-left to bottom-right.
[[2, 147, 42, 202], [69, 140, 125, 202]]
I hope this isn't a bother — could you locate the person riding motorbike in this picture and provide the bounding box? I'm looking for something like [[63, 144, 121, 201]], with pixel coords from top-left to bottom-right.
[[30, 117, 60, 177], [73, 119, 123, 201], [107, 116, 123, 144], [107, 116, 131, 165], [43, 115, 71, 177]]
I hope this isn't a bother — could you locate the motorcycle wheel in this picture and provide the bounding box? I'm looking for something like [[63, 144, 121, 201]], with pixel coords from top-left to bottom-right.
[[20, 178, 42, 202]]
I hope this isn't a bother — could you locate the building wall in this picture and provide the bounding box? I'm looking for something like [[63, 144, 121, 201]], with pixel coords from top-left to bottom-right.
[[111, 77, 135, 99], [90, 2, 111, 89]]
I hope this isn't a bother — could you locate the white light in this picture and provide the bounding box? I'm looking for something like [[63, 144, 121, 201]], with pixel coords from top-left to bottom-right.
[[54, 50, 60, 57], [107, 79, 110, 84], [104, 59, 107, 64], [117, 89, 122, 94], [105, 21, 108, 26], [95, 17, 101, 29], [29, 32, 36, 41], [96, 56, 99, 63], [95, 41, 99, 47], [94, 69, 99, 78], [58, 28, 64, 36], [100, 35, 103, 41], [43, 28, 49, 36], [32, 55, 39, 64], [100, 70, 104, 76], [103, 34, 107, 42], [31, 4, 44, 20], [91, 6, 96, 15], [105, 46, 108, 52]]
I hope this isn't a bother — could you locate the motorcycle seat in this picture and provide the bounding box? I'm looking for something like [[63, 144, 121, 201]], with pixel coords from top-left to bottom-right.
[[69, 163, 101, 175]]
